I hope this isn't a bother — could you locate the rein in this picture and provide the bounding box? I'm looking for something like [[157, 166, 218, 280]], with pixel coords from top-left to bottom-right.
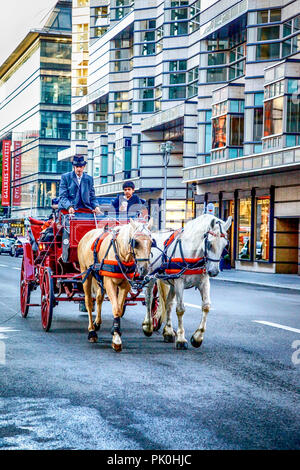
[[82, 228, 152, 292]]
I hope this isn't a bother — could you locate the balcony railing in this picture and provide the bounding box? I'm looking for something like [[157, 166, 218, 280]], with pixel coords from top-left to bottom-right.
[[183, 145, 300, 182]]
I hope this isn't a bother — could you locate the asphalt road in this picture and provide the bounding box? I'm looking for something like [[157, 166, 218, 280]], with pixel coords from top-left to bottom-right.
[[0, 254, 299, 450]]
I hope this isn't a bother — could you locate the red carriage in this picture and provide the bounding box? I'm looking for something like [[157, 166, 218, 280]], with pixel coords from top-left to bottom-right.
[[19, 209, 161, 332]]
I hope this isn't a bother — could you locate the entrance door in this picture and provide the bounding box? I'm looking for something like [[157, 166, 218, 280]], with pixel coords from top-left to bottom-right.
[[275, 218, 299, 274]]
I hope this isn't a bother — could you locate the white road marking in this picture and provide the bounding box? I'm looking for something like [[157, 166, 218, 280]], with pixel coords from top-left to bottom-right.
[[253, 321, 300, 334], [0, 264, 8, 267], [12, 267, 21, 270], [185, 302, 202, 309]]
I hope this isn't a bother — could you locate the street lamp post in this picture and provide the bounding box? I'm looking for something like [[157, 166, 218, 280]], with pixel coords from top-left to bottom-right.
[[160, 140, 174, 230]]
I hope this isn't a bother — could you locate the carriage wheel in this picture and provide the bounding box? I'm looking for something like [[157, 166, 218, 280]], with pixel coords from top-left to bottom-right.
[[20, 260, 31, 318], [151, 283, 162, 331], [41, 268, 54, 332]]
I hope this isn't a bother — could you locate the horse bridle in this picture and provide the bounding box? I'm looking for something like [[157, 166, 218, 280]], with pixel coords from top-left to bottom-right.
[[203, 221, 229, 264], [129, 227, 152, 263]]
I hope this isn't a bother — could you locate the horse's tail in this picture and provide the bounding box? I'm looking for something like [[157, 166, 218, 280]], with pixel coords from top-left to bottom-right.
[[156, 280, 170, 324]]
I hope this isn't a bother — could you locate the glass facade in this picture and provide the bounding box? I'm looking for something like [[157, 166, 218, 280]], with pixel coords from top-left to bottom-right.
[[39, 146, 72, 173], [40, 41, 71, 71], [40, 111, 71, 140], [41, 75, 71, 105]]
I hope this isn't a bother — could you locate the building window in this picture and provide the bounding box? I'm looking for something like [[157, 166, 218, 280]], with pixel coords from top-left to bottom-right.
[[256, 43, 280, 60], [253, 108, 264, 142], [264, 96, 284, 137], [41, 76, 71, 105], [256, 197, 270, 261], [238, 198, 251, 260], [40, 111, 70, 140], [257, 26, 280, 41], [205, 111, 212, 154], [287, 95, 300, 133], [39, 146, 71, 173], [212, 116, 227, 149], [229, 116, 244, 146], [257, 9, 281, 24]]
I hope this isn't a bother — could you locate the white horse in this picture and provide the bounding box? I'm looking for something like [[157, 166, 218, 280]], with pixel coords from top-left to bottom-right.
[[143, 214, 232, 349]]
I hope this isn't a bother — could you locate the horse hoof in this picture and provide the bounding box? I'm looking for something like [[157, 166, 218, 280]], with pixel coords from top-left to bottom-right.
[[190, 336, 202, 348], [93, 321, 101, 331], [142, 326, 153, 337], [143, 330, 153, 337], [163, 334, 175, 343], [176, 341, 188, 350], [88, 330, 98, 343], [112, 342, 122, 352]]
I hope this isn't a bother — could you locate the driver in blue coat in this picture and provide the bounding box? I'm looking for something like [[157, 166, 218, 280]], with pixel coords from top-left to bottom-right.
[[58, 155, 101, 261]]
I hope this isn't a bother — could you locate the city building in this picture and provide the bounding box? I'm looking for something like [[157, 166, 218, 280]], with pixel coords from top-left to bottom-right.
[[59, 0, 299, 274], [59, 0, 201, 231], [0, 0, 72, 222], [183, 0, 300, 274]]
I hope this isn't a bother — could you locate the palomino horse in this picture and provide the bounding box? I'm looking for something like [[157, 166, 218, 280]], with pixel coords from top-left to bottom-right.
[[143, 214, 232, 349], [78, 219, 153, 352]]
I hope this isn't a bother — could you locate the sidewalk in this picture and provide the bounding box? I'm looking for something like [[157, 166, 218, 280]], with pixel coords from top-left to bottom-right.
[[213, 269, 300, 292]]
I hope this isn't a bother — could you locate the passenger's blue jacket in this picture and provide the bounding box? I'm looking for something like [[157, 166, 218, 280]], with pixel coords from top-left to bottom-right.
[[111, 194, 146, 218], [58, 171, 99, 211]]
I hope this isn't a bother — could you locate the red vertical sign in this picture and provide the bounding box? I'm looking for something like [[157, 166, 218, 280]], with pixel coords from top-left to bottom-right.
[[1, 140, 11, 207], [13, 141, 22, 206]]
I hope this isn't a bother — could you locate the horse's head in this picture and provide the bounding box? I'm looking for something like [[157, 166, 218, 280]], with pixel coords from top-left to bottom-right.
[[118, 218, 153, 278], [203, 216, 232, 277]]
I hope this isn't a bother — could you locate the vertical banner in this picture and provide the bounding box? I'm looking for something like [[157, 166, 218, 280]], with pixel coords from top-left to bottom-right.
[[1, 140, 11, 207], [13, 141, 22, 206]]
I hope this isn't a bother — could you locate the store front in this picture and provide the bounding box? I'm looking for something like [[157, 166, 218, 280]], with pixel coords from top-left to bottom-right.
[[191, 186, 274, 272]]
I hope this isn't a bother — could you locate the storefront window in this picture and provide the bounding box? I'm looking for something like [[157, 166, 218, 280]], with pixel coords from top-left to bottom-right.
[[166, 200, 185, 229], [256, 197, 270, 261], [238, 198, 251, 260]]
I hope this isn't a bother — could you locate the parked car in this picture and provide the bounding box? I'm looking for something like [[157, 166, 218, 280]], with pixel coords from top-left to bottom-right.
[[0, 238, 16, 255], [11, 239, 24, 257]]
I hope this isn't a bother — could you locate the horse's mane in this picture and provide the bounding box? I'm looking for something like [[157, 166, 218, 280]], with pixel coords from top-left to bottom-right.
[[183, 213, 220, 240]]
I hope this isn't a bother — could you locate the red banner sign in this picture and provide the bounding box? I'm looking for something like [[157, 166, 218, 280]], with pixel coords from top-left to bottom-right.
[[13, 141, 22, 206], [1, 140, 11, 207]]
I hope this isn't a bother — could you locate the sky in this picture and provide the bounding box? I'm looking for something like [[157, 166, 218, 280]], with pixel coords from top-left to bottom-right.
[[0, 0, 57, 66]]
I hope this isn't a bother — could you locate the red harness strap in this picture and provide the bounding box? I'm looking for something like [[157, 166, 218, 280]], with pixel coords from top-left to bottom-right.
[[164, 258, 206, 275], [164, 229, 182, 249], [91, 231, 110, 252]]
